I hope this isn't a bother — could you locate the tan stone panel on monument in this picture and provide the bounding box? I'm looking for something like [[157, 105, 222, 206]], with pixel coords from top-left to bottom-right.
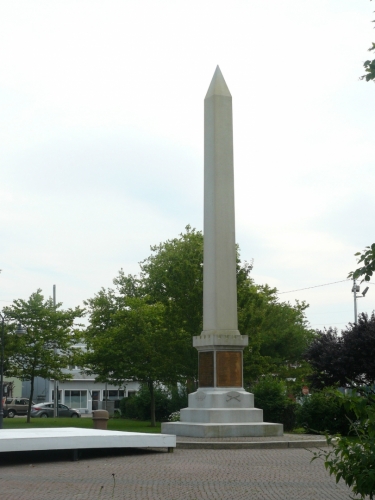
[[199, 351, 214, 387], [216, 351, 242, 387]]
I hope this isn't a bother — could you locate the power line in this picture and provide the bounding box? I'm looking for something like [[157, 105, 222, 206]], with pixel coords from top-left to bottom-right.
[[277, 279, 351, 295], [310, 322, 349, 326], [1, 281, 374, 301]]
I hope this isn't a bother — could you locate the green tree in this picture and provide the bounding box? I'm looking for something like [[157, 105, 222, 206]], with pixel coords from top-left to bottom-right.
[[132, 226, 313, 384], [84, 226, 313, 420], [361, 1, 375, 81], [3, 290, 84, 422], [305, 313, 375, 388], [84, 296, 187, 426], [348, 243, 375, 282], [237, 270, 314, 384], [114, 225, 203, 386], [360, 0, 375, 82], [362, 46, 375, 82]]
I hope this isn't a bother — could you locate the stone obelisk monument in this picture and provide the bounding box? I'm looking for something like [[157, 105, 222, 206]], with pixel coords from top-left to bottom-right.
[[162, 67, 283, 437]]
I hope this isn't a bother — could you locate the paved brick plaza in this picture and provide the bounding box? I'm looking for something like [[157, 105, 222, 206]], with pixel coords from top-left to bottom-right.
[[0, 447, 359, 500]]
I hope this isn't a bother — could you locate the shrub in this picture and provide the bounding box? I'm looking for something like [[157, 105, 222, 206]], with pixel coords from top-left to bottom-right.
[[119, 384, 188, 422], [119, 394, 139, 419], [168, 411, 181, 422], [312, 389, 375, 499], [296, 389, 354, 435], [251, 376, 297, 431]]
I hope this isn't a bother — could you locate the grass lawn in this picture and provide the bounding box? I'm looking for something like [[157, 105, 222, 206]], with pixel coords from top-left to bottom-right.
[[3, 417, 161, 433]]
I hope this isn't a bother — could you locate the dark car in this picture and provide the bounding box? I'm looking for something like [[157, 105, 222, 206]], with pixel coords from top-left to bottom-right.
[[30, 402, 81, 418], [4, 398, 35, 418]]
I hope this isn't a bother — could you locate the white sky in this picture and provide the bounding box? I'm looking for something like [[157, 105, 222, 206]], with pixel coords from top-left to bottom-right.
[[1, 0, 374, 331]]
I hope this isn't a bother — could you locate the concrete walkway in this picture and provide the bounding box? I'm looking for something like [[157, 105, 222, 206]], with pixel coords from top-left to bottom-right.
[[0, 437, 359, 500]]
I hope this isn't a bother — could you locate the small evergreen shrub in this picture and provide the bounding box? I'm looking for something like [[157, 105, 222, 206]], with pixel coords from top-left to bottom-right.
[[281, 401, 297, 432], [251, 376, 297, 431], [312, 389, 375, 499], [119, 384, 188, 421], [119, 394, 138, 419], [296, 389, 354, 435]]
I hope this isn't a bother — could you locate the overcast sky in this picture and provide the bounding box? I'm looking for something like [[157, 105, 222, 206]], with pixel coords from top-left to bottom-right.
[[1, 0, 374, 331]]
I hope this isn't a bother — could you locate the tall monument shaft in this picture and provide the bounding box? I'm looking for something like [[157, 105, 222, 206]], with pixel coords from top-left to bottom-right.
[[161, 67, 283, 437], [194, 66, 247, 387], [203, 66, 238, 334]]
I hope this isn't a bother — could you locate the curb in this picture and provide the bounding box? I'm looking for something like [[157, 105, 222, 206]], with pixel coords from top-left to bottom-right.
[[176, 440, 328, 450]]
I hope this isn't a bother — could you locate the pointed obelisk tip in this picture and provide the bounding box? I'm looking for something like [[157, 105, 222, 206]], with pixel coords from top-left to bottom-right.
[[205, 65, 231, 99]]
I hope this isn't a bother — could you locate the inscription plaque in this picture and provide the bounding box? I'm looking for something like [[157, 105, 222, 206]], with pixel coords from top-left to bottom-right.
[[216, 351, 242, 387], [199, 351, 214, 387]]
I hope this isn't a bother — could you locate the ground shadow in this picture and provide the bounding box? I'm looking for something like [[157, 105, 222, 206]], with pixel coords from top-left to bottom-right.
[[0, 447, 165, 466]]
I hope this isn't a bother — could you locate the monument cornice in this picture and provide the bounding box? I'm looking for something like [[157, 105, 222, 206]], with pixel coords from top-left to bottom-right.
[[193, 333, 248, 349]]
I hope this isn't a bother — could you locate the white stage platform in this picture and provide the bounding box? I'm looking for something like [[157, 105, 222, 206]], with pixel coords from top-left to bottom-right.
[[0, 428, 176, 460]]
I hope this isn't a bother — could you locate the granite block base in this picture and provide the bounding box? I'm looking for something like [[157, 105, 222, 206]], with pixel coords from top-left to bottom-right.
[[161, 422, 283, 438]]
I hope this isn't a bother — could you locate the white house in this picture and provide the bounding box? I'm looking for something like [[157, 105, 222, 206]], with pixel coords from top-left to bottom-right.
[[49, 366, 140, 414], [22, 369, 140, 414]]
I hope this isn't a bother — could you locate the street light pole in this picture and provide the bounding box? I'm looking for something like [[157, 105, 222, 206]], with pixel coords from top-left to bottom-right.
[[353, 279, 358, 324], [352, 279, 369, 325]]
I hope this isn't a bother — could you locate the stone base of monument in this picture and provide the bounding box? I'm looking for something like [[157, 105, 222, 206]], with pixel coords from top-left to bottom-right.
[[161, 422, 283, 438], [161, 388, 283, 438]]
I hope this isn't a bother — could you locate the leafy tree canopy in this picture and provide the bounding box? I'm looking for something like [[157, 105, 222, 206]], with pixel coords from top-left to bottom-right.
[[304, 312, 375, 388], [348, 243, 375, 282], [85, 296, 186, 386], [3, 290, 84, 421], [238, 276, 313, 384], [85, 226, 313, 400], [84, 294, 189, 426], [360, 1, 375, 81], [113, 225, 203, 382]]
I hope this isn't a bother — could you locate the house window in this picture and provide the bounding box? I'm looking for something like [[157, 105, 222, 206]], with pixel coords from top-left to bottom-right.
[[65, 390, 87, 408], [103, 390, 125, 400]]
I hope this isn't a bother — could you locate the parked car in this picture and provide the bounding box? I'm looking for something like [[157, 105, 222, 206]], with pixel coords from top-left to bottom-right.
[[30, 402, 81, 418], [3, 398, 35, 418]]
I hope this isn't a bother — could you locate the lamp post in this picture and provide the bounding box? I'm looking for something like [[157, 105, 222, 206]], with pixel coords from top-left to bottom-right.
[[352, 279, 369, 324], [0, 314, 27, 429]]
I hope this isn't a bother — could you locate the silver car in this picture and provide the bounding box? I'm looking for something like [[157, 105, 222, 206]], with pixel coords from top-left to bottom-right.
[[30, 402, 81, 418]]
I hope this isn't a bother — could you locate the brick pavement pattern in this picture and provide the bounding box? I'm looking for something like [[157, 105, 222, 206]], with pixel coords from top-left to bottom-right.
[[0, 448, 359, 500]]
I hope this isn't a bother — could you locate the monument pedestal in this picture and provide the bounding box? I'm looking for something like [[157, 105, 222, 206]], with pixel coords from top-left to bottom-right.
[[161, 387, 283, 437], [161, 333, 283, 438]]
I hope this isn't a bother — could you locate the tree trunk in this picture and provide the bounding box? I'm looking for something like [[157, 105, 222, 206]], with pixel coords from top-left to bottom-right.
[[148, 380, 156, 427], [27, 374, 35, 424]]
